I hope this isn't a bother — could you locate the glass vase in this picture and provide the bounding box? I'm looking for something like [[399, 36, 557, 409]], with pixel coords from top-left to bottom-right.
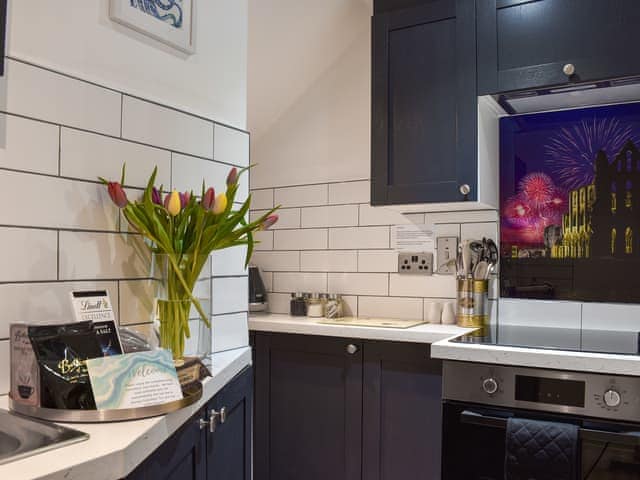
[[151, 253, 212, 365]]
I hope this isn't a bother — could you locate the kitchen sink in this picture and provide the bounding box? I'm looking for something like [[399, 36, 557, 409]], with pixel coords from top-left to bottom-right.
[[0, 409, 89, 465]]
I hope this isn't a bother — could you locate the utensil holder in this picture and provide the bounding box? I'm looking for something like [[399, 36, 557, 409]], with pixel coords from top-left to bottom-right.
[[456, 279, 489, 328]]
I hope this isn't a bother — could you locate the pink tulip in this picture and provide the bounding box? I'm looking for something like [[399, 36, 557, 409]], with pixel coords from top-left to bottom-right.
[[107, 182, 128, 208], [201, 187, 215, 211], [180, 191, 191, 208], [152, 187, 162, 205], [261, 215, 279, 230], [226, 167, 238, 186]]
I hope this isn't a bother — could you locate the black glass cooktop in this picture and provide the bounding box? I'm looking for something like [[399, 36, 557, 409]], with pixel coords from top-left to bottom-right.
[[451, 325, 640, 355]]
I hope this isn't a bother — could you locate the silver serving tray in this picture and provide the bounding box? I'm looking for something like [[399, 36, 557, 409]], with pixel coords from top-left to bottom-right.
[[8, 382, 203, 423]]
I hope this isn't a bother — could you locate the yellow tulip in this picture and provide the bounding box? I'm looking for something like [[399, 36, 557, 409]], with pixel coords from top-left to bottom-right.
[[166, 190, 181, 216], [213, 193, 228, 214]]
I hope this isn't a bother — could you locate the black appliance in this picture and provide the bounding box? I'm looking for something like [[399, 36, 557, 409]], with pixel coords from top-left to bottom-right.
[[442, 359, 640, 479], [248, 265, 267, 312], [451, 324, 640, 355]]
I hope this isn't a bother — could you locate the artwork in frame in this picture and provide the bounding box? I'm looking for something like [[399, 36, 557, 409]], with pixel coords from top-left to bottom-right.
[[110, 0, 195, 54]]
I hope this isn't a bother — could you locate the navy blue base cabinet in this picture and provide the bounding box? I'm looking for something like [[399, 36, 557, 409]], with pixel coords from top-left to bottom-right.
[[126, 367, 253, 480], [251, 332, 443, 480]]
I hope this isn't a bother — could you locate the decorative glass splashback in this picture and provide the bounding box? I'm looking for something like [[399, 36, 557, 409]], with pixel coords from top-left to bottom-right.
[[500, 102, 640, 303]]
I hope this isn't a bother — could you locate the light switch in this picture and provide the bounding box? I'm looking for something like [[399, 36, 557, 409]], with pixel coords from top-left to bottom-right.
[[436, 237, 458, 275]]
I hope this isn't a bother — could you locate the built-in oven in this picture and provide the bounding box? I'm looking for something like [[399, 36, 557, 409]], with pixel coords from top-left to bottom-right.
[[442, 361, 640, 479]]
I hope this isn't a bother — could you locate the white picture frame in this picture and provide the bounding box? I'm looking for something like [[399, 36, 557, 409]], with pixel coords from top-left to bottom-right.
[[110, 0, 195, 54]]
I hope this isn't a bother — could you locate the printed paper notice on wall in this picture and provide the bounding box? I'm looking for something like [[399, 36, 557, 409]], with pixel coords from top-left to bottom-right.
[[392, 224, 434, 252]]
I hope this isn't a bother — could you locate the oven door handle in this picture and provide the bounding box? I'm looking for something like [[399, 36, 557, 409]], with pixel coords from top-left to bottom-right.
[[460, 410, 640, 446]]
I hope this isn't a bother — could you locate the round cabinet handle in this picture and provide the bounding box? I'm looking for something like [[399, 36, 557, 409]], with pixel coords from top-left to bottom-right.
[[459, 184, 471, 196], [563, 63, 575, 76], [346, 344, 358, 355]]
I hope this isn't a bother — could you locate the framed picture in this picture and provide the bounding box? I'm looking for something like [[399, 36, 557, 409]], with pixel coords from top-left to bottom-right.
[[110, 0, 195, 54]]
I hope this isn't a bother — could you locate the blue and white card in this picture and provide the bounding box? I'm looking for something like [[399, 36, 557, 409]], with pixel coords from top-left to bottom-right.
[[86, 350, 183, 410]]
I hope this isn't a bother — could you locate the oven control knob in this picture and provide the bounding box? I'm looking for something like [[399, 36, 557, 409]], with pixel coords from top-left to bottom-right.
[[482, 378, 499, 395], [603, 389, 622, 408]]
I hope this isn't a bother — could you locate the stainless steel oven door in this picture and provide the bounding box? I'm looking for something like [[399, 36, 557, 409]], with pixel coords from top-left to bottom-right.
[[442, 401, 640, 480]]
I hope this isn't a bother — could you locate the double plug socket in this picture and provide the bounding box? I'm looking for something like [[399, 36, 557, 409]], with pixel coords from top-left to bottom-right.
[[398, 252, 433, 275]]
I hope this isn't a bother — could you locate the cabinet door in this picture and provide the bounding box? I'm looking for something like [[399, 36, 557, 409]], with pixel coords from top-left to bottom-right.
[[254, 333, 363, 480], [478, 0, 640, 94], [371, 0, 478, 205], [206, 367, 253, 480], [363, 342, 443, 480], [128, 409, 207, 480]]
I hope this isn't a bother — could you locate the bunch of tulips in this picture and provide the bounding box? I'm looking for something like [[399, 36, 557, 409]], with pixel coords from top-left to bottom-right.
[[101, 165, 278, 360]]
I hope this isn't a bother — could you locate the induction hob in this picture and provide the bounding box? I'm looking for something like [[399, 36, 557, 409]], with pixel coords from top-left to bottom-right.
[[451, 324, 640, 355]]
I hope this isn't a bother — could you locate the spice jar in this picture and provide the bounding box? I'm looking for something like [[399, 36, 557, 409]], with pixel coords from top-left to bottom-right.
[[306, 293, 324, 318], [325, 294, 343, 319], [290, 292, 307, 316]]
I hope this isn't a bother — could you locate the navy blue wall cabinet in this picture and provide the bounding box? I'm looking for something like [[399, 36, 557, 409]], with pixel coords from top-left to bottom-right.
[[252, 332, 443, 480], [477, 0, 640, 94], [126, 367, 252, 480], [371, 0, 478, 205]]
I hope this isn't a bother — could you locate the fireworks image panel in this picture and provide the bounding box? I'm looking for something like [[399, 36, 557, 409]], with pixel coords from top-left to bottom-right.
[[499, 101, 640, 303]]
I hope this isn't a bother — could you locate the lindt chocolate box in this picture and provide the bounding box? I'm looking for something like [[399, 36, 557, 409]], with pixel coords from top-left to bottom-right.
[[10, 323, 40, 406]]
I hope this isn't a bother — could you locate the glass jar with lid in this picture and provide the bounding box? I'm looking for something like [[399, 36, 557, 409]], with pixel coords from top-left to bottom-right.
[[325, 293, 344, 319], [306, 293, 324, 318]]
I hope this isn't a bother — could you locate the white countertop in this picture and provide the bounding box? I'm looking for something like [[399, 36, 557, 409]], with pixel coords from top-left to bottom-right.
[[249, 313, 471, 344], [0, 347, 252, 480], [432, 337, 640, 376]]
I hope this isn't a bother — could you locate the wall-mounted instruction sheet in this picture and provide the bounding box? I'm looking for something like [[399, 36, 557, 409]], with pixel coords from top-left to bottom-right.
[[392, 224, 434, 252]]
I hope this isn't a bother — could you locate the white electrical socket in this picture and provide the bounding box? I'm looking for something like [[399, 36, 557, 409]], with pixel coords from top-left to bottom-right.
[[398, 252, 433, 275], [436, 237, 458, 275]]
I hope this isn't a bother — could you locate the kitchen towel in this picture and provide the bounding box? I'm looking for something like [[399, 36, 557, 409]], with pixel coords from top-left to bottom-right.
[[505, 417, 579, 480]]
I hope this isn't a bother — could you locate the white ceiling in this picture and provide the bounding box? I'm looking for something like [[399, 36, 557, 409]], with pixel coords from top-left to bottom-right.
[[248, 0, 373, 140]]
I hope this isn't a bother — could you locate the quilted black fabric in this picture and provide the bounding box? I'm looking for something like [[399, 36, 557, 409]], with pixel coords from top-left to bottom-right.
[[504, 417, 580, 480]]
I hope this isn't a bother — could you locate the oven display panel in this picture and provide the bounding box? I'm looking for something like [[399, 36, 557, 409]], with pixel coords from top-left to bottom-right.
[[515, 375, 585, 407]]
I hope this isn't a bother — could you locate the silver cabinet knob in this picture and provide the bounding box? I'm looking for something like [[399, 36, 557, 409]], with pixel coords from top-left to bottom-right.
[[219, 407, 227, 424], [207, 408, 227, 433], [346, 344, 358, 355], [563, 63, 575, 76], [198, 417, 209, 430], [482, 378, 499, 395], [459, 184, 471, 196]]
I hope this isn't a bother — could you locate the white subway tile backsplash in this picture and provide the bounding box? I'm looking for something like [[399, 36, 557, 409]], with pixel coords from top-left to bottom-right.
[[212, 277, 248, 315], [358, 250, 398, 273], [582, 303, 640, 331], [301, 205, 358, 228], [212, 312, 249, 352], [0, 169, 119, 231], [118, 279, 154, 325], [328, 273, 388, 296], [434, 223, 461, 238], [389, 274, 456, 298], [214, 125, 249, 167], [300, 250, 358, 272], [274, 184, 328, 207], [498, 298, 582, 329], [359, 204, 418, 226], [461, 222, 499, 242], [250, 189, 274, 210], [59, 232, 150, 280], [254, 231, 274, 251], [273, 272, 327, 293], [0, 114, 59, 175], [267, 292, 291, 314], [328, 180, 369, 205], [342, 295, 358, 316], [212, 245, 248, 276], [261, 271, 273, 291], [172, 153, 248, 202], [425, 210, 498, 225], [0, 281, 119, 337], [358, 296, 423, 320], [329, 226, 389, 250], [0, 228, 57, 282], [251, 251, 300, 272], [0, 341, 8, 394], [250, 208, 300, 229], [2, 60, 121, 136], [122, 96, 214, 159], [60, 128, 171, 188], [274, 229, 328, 250]]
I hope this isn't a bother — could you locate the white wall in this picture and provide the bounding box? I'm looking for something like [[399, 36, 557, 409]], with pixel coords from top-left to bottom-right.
[[0, 1, 250, 395], [8, 0, 248, 129]]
